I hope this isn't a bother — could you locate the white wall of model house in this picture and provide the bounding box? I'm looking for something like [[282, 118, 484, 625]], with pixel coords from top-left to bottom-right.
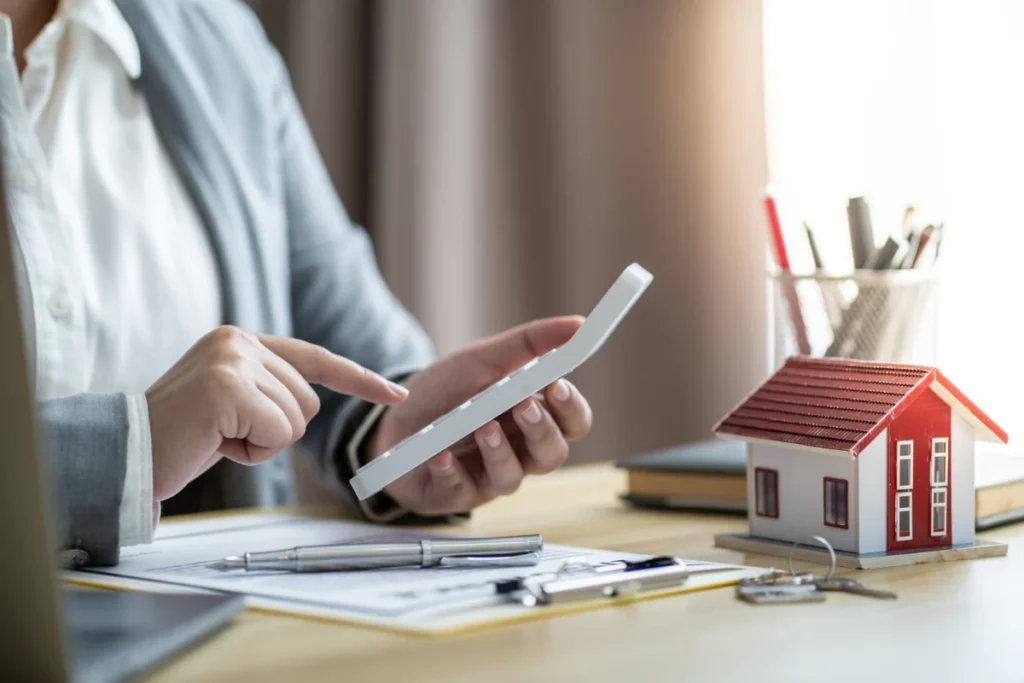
[[746, 440, 859, 553], [855, 432, 887, 554], [951, 412, 975, 546]]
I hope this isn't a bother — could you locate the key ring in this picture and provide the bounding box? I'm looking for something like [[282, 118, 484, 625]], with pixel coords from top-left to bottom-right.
[[787, 535, 836, 580]]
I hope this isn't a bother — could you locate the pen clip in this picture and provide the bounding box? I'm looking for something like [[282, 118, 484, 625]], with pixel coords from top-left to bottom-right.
[[518, 557, 690, 606], [438, 552, 541, 568]]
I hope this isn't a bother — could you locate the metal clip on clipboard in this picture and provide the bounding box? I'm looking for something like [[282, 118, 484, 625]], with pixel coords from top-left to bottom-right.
[[496, 556, 691, 607]]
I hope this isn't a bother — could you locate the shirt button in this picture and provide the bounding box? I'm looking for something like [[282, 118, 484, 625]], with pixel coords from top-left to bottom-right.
[[47, 291, 72, 321]]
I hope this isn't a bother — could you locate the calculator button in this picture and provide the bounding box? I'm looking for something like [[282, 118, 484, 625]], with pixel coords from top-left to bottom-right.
[[507, 358, 539, 380], [469, 376, 510, 403], [430, 412, 454, 428], [389, 435, 414, 452]]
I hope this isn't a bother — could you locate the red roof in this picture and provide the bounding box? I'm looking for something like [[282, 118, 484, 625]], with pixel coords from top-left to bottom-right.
[[714, 356, 1008, 455]]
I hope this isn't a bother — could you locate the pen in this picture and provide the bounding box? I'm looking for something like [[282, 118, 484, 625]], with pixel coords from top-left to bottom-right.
[[764, 192, 811, 354], [847, 196, 876, 269], [932, 222, 945, 261], [212, 535, 543, 572], [803, 221, 824, 271], [864, 235, 901, 270], [902, 228, 921, 268], [901, 205, 916, 239], [909, 224, 935, 268]]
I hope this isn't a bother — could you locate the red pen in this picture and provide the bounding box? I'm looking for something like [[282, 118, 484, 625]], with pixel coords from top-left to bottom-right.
[[764, 192, 811, 354]]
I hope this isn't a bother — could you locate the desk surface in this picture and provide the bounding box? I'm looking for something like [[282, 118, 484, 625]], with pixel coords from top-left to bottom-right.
[[151, 465, 1024, 683]]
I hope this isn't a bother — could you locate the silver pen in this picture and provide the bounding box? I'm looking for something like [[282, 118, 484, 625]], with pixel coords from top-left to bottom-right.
[[211, 534, 543, 572]]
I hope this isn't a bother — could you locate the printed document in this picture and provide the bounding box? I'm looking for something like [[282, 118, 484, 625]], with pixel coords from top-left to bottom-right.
[[69, 513, 761, 634]]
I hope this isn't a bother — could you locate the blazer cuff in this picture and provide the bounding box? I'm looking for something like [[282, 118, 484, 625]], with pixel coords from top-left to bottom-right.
[[39, 393, 129, 567]]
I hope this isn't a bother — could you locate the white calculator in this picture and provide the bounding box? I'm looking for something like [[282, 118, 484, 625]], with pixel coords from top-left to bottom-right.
[[349, 263, 654, 501]]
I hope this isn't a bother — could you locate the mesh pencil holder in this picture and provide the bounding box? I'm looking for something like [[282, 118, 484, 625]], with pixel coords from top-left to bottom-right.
[[767, 268, 939, 369]]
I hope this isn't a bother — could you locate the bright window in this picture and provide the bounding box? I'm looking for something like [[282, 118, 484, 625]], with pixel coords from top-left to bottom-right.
[[823, 477, 848, 529], [755, 468, 779, 519], [931, 487, 948, 536], [931, 438, 949, 487], [896, 441, 913, 490], [896, 492, 913, 541], [764, 0, 1024, 440]]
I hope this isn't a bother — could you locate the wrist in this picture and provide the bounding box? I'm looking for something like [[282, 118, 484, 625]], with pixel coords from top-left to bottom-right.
[[361, 372, 417, 465], [340, 401, 407, 522], [337, 372, 419, 523], [364, 411, 390, 464]]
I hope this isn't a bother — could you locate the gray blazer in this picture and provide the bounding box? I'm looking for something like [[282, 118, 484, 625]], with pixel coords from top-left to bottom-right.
[[29, 0, 434, 566]]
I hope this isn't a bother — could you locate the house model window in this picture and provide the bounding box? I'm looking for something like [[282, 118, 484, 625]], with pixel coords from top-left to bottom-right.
[[896, 441, 913, 489], [931, 438, 949, 536], [754, 468, 778, 518], [932, 488, 947, 536], [823, 478, 848, 528], [932, 438, 948, 486], [896, 441, 914, 540], [896, 492, 913, 541]]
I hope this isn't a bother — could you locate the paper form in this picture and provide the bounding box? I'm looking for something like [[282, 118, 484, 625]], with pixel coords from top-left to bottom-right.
[[70, 513, 762, 634]]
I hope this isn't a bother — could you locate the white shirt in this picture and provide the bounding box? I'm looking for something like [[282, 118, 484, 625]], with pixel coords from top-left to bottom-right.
[[3, 0, 222, 545]]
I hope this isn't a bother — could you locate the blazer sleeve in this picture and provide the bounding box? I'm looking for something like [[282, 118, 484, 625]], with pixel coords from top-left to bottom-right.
[[265, 41, 436, 510], [37, 393, 129, 567]]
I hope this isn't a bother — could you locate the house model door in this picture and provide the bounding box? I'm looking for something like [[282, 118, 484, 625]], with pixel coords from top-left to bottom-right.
[[887, 389, 952, 552]]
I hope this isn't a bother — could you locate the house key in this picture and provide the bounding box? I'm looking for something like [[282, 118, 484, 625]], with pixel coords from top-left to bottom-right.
[[735, 571, 825, 604], [812, 576, 897, 600]]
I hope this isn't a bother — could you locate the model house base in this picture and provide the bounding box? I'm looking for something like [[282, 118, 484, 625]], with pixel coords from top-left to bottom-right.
[[714, 532, 1008, 569]]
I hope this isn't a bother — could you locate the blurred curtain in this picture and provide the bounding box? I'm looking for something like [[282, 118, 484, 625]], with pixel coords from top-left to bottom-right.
[[249, 0, 769, 465]]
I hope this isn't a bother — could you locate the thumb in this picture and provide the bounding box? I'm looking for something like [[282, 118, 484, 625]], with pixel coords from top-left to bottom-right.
[[467, 315, 584, 374]]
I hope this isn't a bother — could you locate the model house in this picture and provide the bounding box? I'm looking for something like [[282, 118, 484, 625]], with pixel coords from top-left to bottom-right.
[[712, 356, 1010, 567]]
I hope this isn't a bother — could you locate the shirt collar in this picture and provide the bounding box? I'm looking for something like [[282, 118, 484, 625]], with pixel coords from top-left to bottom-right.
[[51, 0, 141, 79]]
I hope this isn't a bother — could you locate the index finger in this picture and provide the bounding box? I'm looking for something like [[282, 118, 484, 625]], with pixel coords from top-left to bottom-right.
[[257, 334, 408, 405]]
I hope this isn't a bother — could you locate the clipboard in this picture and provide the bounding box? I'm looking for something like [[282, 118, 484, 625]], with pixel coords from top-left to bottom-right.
[[63, 513, 766, 637]]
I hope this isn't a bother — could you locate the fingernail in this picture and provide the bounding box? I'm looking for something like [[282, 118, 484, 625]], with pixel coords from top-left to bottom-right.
[[552, 379, 571, 402], [484, 427, 502, 449], [521, 401, 543, 425], [387, 381, 409, 398], [431, 452, 452, 470]]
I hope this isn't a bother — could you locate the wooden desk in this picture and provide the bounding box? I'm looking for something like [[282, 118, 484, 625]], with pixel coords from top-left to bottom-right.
[[151, 465, 1024, 683]]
